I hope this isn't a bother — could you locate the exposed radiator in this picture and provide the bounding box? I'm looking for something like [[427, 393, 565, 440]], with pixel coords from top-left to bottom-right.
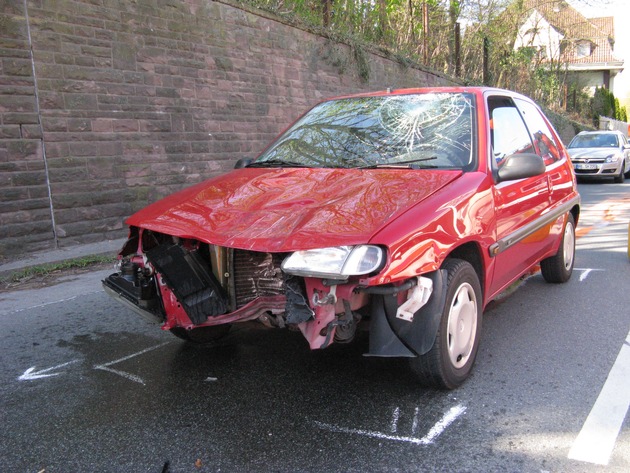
[[232, 250, 286, 308]]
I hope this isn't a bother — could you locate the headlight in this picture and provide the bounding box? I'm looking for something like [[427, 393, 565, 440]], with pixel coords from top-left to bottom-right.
[[282, 245, 384, 279], [605, 154, 621, 163]]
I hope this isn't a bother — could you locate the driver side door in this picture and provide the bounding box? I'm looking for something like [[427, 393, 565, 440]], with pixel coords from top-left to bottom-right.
[[487, 95, 552, 297]]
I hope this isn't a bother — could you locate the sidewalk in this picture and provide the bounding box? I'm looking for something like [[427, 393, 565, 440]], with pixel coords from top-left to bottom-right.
[[0, 238, 126, 278]]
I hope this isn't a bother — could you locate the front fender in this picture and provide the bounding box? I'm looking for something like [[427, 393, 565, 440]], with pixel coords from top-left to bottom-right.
[[367, 269, 447, 357]]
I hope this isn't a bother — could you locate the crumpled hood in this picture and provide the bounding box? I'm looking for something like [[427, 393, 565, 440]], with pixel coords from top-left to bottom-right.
[[127, 168, 461, 252], [568, 148, 620, 159]]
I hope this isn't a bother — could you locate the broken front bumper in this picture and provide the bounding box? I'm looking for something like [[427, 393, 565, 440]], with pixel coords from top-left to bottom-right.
[[102, 272, 164, 324]]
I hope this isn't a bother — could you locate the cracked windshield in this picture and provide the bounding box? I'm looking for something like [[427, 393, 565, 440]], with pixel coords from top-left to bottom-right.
[[252, 92, 475, 169]]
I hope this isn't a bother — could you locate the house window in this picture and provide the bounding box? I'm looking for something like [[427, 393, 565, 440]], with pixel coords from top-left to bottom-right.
[[576, 41, 590, 58], [560, 40, 568, 55]]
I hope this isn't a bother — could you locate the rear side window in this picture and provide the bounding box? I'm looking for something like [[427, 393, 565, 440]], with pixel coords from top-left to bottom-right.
[[488, 96, 534, 169], [514, 98, 561, 165]]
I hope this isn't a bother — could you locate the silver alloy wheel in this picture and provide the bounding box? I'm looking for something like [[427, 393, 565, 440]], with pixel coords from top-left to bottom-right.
[[447, 282, 478, 369], [563, 220, 575, 271]]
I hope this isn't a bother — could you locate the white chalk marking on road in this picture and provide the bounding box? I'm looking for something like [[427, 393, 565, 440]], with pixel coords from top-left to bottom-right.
[[4, 291, 104, 315], [568, 329, 630, 465], [411, 407, 420, 435], [422, 404, 467, 444], [94, 366, 146, 385], [18, 359, 80, 381], [390, 407, 400, 433], [205, 376, 218, 382], [93, 341, 170, 385], [574, 268, 604, 282], [314, 404, 466, 446]]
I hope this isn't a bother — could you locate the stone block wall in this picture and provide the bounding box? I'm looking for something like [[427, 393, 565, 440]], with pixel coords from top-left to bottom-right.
[[0, 0, 454, 258], [0, 0, 54, 255]]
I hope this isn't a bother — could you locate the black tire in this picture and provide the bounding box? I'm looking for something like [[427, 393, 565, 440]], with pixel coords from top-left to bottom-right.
[[409, 259, 482, 390], [540, 213, 575, 283], [170, 324, 231, 344], [614, 162, 625, 183]]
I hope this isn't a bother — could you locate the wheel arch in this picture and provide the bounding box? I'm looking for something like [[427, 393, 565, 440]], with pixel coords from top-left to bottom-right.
[[444, 241, 485, 304], [570, 204, 580, 227], [367, 244, 486, 360]]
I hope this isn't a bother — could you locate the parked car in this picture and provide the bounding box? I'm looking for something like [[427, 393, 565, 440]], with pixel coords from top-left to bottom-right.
[[567, 130, 630, 183], [103, 87, 580, 389]]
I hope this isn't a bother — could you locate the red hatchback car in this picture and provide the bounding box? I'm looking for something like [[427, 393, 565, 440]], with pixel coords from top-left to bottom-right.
[[103, 87, 580, 389]]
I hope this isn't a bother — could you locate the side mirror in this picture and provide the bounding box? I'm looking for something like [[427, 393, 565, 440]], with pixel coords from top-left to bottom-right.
[[497, 153, 546, 182], [234, 158, 253, 169]]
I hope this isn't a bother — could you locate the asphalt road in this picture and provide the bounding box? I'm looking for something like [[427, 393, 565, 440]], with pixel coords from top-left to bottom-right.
[[1, 181, 629, 473]]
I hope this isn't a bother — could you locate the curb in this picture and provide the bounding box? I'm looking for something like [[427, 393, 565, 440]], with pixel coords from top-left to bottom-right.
[[0, 238, 125, 279]]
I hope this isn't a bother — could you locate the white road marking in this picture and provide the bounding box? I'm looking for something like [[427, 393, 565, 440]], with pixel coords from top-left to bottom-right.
[[18, 359, 80, 381], [574, 268, 604, 282], [568, 329, 630, 465], [93, 341, 170, 385], [314, 404, 466, 446]]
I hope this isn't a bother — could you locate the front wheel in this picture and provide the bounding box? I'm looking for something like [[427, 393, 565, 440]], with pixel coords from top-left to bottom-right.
[[614, 162, 625, 183], [409, 259, 482, 390], [540, 213, 575, 283]]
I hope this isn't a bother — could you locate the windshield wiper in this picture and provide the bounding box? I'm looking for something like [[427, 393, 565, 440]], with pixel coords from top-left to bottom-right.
[[357, 156, 438, 169], [246, 159, 312, 168]]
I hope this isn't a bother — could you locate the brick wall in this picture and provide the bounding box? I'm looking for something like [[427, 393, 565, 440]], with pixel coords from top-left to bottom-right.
[[0, 0, 455, 259]]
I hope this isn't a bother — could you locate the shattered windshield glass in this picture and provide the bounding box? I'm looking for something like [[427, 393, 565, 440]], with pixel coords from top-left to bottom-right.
[[251, 92, 475, 170]]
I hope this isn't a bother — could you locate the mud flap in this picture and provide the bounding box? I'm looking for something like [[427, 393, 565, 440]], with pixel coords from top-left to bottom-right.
[[367, 270, 447, 357]]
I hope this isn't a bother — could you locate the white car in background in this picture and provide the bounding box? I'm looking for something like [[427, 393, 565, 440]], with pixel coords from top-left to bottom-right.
[[567, 130, 630, 183]]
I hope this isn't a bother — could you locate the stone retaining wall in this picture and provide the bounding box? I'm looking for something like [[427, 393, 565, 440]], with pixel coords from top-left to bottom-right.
[[0, 0, 454, 258]]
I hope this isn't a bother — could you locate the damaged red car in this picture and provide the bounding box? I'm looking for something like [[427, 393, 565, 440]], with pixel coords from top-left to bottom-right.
[[103, 87, 580, 389]]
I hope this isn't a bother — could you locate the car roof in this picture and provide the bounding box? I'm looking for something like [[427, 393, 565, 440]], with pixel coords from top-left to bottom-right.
[[322, 86, 533, 102]]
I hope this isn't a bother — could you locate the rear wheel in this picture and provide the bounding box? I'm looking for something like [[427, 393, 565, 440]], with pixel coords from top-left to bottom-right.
[[409, 259, 482, 389], [541, 213, 575, 283], [170, 324, 231, 344]]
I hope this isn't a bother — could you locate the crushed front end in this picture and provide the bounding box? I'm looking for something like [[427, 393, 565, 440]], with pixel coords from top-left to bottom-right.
[[103, 227, 382, 349]]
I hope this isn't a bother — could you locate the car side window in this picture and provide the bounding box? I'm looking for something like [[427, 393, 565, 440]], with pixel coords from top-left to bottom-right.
[[514, 98, 561, 166], [488, 96, 534, 169]]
